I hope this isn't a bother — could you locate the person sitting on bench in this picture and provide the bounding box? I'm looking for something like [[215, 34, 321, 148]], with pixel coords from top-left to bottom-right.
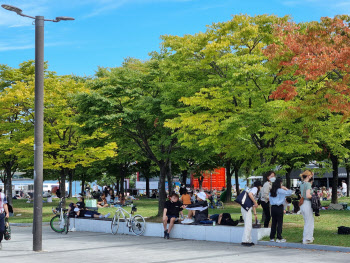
[[163, 193, 184, 239], [182, 192, 208, 224], [68, 196, 110, 219]]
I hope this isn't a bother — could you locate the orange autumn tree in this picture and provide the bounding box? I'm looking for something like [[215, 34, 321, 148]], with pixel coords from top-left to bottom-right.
[[265, 16, 350, 203]]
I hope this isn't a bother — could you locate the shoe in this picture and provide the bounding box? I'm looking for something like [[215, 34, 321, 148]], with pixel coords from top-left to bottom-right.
[[303, 239, 313, 244], [164, 230, 168, 239], [276, 239, 286, 243], [241, 242, 253, 247], [166, 232, 170, 239], [104, 213, 111, 218], [181, 218, 194, 224], [269, 239, 275, 242]]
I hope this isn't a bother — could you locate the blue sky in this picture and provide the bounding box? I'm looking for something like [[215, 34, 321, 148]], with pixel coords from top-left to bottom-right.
[[1, 0, 350, 77]]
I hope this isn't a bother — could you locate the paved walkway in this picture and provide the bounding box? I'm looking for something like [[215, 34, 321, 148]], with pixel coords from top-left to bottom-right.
[[0, 226, 349, 263]]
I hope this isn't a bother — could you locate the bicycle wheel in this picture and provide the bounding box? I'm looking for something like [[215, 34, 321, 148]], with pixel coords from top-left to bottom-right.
[[50, 215, 65, 233], [64, 215, 70, 234], [111, 212, 121, 235], [131, 215, 146, 236], [218, 201, 224, 209]]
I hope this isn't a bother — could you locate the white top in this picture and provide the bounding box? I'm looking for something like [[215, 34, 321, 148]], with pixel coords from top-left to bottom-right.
[[249, 187, 258, 200], [342, 182, 347, 192]]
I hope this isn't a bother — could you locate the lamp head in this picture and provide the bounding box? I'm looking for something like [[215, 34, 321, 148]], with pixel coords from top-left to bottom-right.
[[55, 16, 75, 22], [1, 4, 22, 15]]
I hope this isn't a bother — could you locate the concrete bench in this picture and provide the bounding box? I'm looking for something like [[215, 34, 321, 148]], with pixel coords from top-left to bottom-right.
[[73, 218, 270, 244]]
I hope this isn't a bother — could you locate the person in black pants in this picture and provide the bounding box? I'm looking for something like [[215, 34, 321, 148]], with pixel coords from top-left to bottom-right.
[[269, 178, 293, 243], [0, 190, 10, 250], [260, 171, 276, 228]]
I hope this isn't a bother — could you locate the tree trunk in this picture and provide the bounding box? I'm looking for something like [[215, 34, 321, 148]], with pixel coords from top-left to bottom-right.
[[181, 170, 188, 185], [68, 169, 73, 197], [116, 179, 119, 195], [81, 174, 86, 195], [120, 171, 125, 195], [286, 167, 292, 189], [4, 171, 13, 206], [234, 166, 240, 196], [157, 161, 167, 216], [346, 164, 350, 197], [198, 175, 204, 190], [167, 161, 173, 195], [145, 176, 150, 198], [225, 160, 232, 203], [330, 153, 339, 204], [60, 168, 66, 206]]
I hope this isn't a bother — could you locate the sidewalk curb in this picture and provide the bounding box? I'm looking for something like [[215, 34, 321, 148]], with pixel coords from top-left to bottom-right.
[[11, 223, 50, 227], [258, 241, 350, 253]]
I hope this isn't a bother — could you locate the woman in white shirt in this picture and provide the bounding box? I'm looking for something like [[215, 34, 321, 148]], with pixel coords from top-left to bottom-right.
[[269, 178, 293, 243], [241, 180, 262, 247]]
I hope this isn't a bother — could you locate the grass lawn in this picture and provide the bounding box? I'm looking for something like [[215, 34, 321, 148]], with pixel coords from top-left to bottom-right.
[[10, 196, 350, 247]]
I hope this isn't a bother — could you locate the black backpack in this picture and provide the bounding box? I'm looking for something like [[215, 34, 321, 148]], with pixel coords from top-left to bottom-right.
[[311, 194, 321, 210], [338, 226, 350, 235]]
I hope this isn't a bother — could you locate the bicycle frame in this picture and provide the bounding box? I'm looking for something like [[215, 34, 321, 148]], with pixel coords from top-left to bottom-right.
[[114, 206, 133, 226]]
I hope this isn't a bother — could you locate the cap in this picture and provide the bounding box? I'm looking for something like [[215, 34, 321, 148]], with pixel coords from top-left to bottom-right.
[[197, 192, 207, 201]]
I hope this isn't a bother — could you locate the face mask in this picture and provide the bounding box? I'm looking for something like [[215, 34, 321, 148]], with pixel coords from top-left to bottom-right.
[[270, 177, 276, 183]]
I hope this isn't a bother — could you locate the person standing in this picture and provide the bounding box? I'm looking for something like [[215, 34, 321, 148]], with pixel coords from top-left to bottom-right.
[[269, 178, 292, 242], [0, 189, 10, 250], [241, 180, 262, 247], [300, 170, 314, 244], [341, 180, 347, 197], [261, 171, 276, 228]]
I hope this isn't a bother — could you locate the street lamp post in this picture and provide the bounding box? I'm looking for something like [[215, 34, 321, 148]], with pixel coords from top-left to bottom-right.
[[1, 4, 74, 252]]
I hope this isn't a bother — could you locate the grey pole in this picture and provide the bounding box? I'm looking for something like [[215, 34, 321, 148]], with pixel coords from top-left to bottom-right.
[[33, 15, 44, 252]]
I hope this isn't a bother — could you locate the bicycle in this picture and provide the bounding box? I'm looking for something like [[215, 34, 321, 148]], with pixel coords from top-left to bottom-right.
[[50, 197, 70, 234], [111, 205, 146, 236]]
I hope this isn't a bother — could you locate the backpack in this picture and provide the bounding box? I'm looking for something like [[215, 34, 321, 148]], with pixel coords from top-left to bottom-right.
[[338, 226, 350, 235], [4, 218, 11, 241], [311, 194, 321, 210], [235, 191, 253, 211]]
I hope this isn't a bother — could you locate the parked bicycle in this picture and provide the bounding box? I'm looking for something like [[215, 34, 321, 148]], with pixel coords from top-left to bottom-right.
[[50, 197, 70, 234], [111, 205, 146, 236]]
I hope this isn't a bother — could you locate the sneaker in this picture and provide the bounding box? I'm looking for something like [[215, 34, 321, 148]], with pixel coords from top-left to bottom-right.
[[104, 213, 111, 218], [241, 242, 253, 247], [181, 218, 194, 224], [269, 239, 275, 242], [164, 230, 168, 239], [276, 239, 286, 243], [303, 239, 313, 244], [166, 232, 170, 239]]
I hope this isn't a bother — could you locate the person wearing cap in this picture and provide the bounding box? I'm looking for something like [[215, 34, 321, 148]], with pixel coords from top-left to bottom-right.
[[0, 188, 10, 250], [181, 191, 208, 224]]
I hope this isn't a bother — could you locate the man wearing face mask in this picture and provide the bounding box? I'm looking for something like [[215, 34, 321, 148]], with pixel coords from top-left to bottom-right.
[[260, 171, 276, 228]]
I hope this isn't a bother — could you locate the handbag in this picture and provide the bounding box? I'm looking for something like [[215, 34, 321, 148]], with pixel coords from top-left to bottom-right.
[[299, 183, 306, 207], [4, 217, 11, 241], [235, 190, 254, 211]]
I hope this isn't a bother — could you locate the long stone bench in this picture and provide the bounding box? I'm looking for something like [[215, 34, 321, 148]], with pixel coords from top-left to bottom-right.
[[71, 218, 270, 244]]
